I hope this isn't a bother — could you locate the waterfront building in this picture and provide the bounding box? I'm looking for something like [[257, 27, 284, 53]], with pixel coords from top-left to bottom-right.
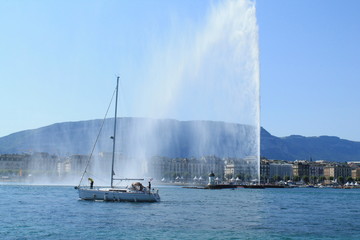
[[224, 157, 254, 180], [269, 163, 293, 180], [260, 159, 270, 183], [351, 168, 360, 180], [28, 152, 58, 175], [149, 155, 224, 181], [187, 157, 205, 178], [292, 160, 310, 179], [224, 158, 238, 179], [0, 154, 30, 176], [171, 158, 190, 180], [48, 154, 91, 177], [149, 156, 170, 180], [324, 164, 352, 179], [0, 153, 59, 178], [309, 163, 324, 178]]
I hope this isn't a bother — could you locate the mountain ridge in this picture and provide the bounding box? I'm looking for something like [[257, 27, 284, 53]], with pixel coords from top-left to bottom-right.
[[0, 118, 359, 162]]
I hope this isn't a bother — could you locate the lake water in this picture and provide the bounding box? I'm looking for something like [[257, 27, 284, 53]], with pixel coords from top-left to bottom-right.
[[0, 184, 359, 239]]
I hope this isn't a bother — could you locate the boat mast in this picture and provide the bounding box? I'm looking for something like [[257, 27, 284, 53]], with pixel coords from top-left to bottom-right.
[[111, 76, 119, 188]]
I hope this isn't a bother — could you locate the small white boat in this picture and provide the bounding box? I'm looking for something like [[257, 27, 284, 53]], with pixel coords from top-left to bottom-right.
[[78, 182, 160, 202], [75, 77, 160, 202]]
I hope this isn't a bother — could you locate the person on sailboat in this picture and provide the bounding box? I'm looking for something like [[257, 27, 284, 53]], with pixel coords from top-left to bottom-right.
[[148, 178, 153, 193], [88, 178, 94, 189]]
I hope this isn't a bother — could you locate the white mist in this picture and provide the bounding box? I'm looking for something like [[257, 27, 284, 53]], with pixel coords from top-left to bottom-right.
[[119, 0, 260, 181]]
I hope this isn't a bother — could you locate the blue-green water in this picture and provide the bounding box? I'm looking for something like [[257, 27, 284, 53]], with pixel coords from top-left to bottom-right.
[[0, 185, 359, 239]]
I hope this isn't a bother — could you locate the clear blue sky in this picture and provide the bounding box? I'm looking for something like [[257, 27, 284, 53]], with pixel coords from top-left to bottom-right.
[[257, 0, 360, 141], [0, 0, 359, 141]]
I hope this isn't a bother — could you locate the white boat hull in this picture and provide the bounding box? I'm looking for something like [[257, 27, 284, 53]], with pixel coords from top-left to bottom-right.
[[77, 188, 160, 202]]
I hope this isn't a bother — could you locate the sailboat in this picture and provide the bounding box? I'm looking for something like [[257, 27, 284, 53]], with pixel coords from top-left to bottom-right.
[[75, 77, 160, 202]]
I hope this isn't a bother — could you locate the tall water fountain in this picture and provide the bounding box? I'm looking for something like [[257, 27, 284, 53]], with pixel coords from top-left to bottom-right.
[[113, 0, 260, 182]]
